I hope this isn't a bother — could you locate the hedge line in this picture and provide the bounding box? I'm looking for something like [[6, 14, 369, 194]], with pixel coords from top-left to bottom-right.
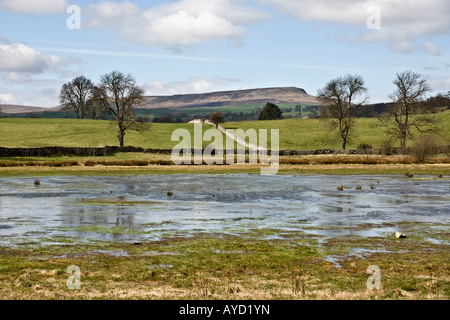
[[0, 145, 448, 157]]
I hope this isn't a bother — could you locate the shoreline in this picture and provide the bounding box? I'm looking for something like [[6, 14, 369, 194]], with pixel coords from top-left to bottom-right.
[[1, 163, 449, 177]]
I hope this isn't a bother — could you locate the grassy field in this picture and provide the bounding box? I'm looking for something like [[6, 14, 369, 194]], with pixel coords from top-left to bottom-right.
[[224, 110, 450, 150], [1, 110, 449, 150], [0, 118, 199, 149]]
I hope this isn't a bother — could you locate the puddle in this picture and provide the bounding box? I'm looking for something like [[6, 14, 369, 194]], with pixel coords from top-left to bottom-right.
[[425, 238, 449, 245], [53, 250, 130, 259], [144, 251, 182, 256], [0, 174, 448, 248], [146, 264, 173, 269], [324, 256, 344, 269]]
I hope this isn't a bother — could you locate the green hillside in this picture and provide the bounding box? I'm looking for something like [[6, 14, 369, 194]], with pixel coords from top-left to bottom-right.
[[1, 110, 449, 150]]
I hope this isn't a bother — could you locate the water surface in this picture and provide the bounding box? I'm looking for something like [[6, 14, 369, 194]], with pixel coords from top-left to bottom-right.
[[0, 174, 448, 247]]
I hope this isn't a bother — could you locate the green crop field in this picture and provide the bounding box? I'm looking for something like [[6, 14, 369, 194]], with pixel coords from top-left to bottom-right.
[[1, 110, 449, 150]]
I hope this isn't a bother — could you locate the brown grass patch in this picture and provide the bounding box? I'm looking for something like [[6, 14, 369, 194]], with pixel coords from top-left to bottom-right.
[[0, 154, 449, 168], [278, 155, 419, 165]]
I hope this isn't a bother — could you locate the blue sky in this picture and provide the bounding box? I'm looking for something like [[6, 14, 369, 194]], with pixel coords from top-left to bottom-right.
[[0, 0, 449, 107]]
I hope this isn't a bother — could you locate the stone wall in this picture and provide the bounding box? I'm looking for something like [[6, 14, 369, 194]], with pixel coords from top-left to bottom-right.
[[1, 145, 448, 157]]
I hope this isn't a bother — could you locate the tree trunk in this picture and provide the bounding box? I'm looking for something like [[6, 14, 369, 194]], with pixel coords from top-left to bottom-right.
[[400, 134, 406, 151], [341, 137, 347, 150], [118, 130, 125, 147], [341, 127, 348, 150]]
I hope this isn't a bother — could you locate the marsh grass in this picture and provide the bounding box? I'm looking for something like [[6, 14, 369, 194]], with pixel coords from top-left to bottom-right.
[[2, 154, 448, 169], [0, 160, 81, 167], [0, 229, 448, 300], [290, 270, 306, 296], [195, 273, 212, 298], [70, 225, 144, 235], [1, 161, 450, 177]]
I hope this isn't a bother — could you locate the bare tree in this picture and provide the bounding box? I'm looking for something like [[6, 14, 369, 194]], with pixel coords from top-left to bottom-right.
[[93, 71, 149, 147], [318, 74, 368, 150], [87, 87, 110, 120], [59, 76, 94, 119], [380, 70, 434, 150]]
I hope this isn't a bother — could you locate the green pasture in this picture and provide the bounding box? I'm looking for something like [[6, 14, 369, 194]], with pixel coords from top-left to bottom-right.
[[1, 110, 449, 150]]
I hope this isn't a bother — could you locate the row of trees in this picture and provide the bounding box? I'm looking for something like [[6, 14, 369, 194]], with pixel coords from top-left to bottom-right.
[[318, 70, 441, 150], [60, 70, 445, 149], [60, 71, 149, 146]]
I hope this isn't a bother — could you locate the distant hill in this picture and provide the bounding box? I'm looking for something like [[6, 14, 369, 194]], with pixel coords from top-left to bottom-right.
[[142, 87, 319, 109], [1, 87, 319, 115], [0, 104, 61, 114]]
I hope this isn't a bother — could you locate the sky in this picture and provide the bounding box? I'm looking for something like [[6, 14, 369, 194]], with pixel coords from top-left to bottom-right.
[[0, 0, 449, 108]]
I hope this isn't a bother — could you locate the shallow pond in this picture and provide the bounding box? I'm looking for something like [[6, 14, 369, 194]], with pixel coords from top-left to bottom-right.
[[0, 174, 448, 247]]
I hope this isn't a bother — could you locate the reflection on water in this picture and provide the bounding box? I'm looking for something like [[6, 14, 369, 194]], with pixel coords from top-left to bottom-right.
[[0, 174, 448, 246]]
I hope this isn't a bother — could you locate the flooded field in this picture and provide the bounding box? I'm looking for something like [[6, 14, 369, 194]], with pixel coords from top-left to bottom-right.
[[0, 174, 448, 247], [1, 173, 449, 300]]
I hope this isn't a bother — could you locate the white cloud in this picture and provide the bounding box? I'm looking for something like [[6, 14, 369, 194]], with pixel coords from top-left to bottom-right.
[[390, 41, 416, 54], [143, 11, 242, 46], [85, 0, 269, 48], [143, 76, 241, 96], [422, 42, 441, 56], [0, 93, 16, 104], [144, 77, 216, 96], [144, 0, 269, 26], [260, 0, 450, 55], [0, 0, 68, 14], [0, 83, 65, 107], [5, 72, 31, 83], [0, 43, 66, 73], [27, 88, 61, 107], [0, 38, 82, 107]]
